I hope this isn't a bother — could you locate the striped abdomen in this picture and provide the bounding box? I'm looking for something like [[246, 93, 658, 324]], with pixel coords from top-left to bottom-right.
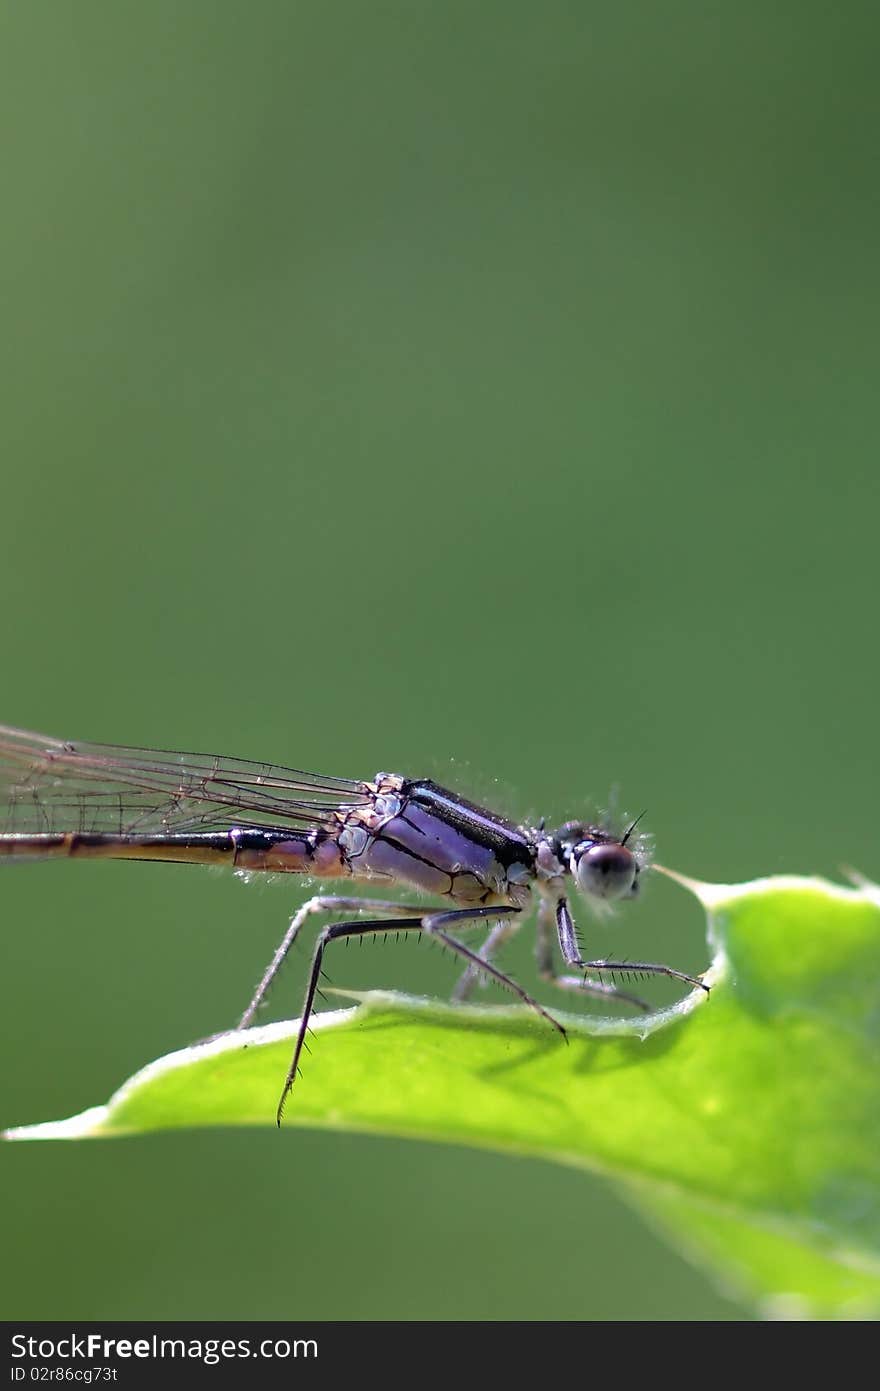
[[0, 828, 349, 875]]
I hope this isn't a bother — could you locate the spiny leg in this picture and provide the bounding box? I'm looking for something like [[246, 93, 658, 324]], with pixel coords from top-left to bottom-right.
[[531, 895, 647, 1007], [277, 914, 426, 1125], [451, 917, 521, 1002], [237, 895, 432, 1031], [277, 904, 561, 1125], [421, 907, 564, 1038], [554, 896, 709, 999]]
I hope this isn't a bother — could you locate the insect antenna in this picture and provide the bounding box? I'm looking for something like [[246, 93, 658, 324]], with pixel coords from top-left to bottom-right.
[[622, 810, 648, 845]]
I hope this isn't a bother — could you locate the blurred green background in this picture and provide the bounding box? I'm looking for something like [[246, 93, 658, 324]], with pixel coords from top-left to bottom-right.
[[1, 1, 877, 1321]]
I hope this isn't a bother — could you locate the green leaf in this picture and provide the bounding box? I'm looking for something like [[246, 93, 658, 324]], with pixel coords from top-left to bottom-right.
[[5, 872, 880, 1320]]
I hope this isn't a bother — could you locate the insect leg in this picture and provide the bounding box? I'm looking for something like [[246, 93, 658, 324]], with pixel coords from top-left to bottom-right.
[[277, 913, 427, 1124], [554, 896, 708, 1000], [236, 895, 432, 1030], [277, 904, 560, 1125], [451, 917, 521, 1002], [422, 906, 564, 1039], [528, 895, 645, 1007]]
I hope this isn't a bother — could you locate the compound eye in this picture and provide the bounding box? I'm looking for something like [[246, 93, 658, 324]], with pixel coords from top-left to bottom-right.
[[574, 841, 638, 901]]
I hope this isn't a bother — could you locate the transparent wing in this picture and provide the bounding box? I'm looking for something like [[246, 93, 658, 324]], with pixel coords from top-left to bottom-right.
[[0, 725, 371, 837]]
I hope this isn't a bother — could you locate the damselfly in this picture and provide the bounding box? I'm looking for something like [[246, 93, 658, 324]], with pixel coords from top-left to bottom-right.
[[0, 725, 707, 1122]]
